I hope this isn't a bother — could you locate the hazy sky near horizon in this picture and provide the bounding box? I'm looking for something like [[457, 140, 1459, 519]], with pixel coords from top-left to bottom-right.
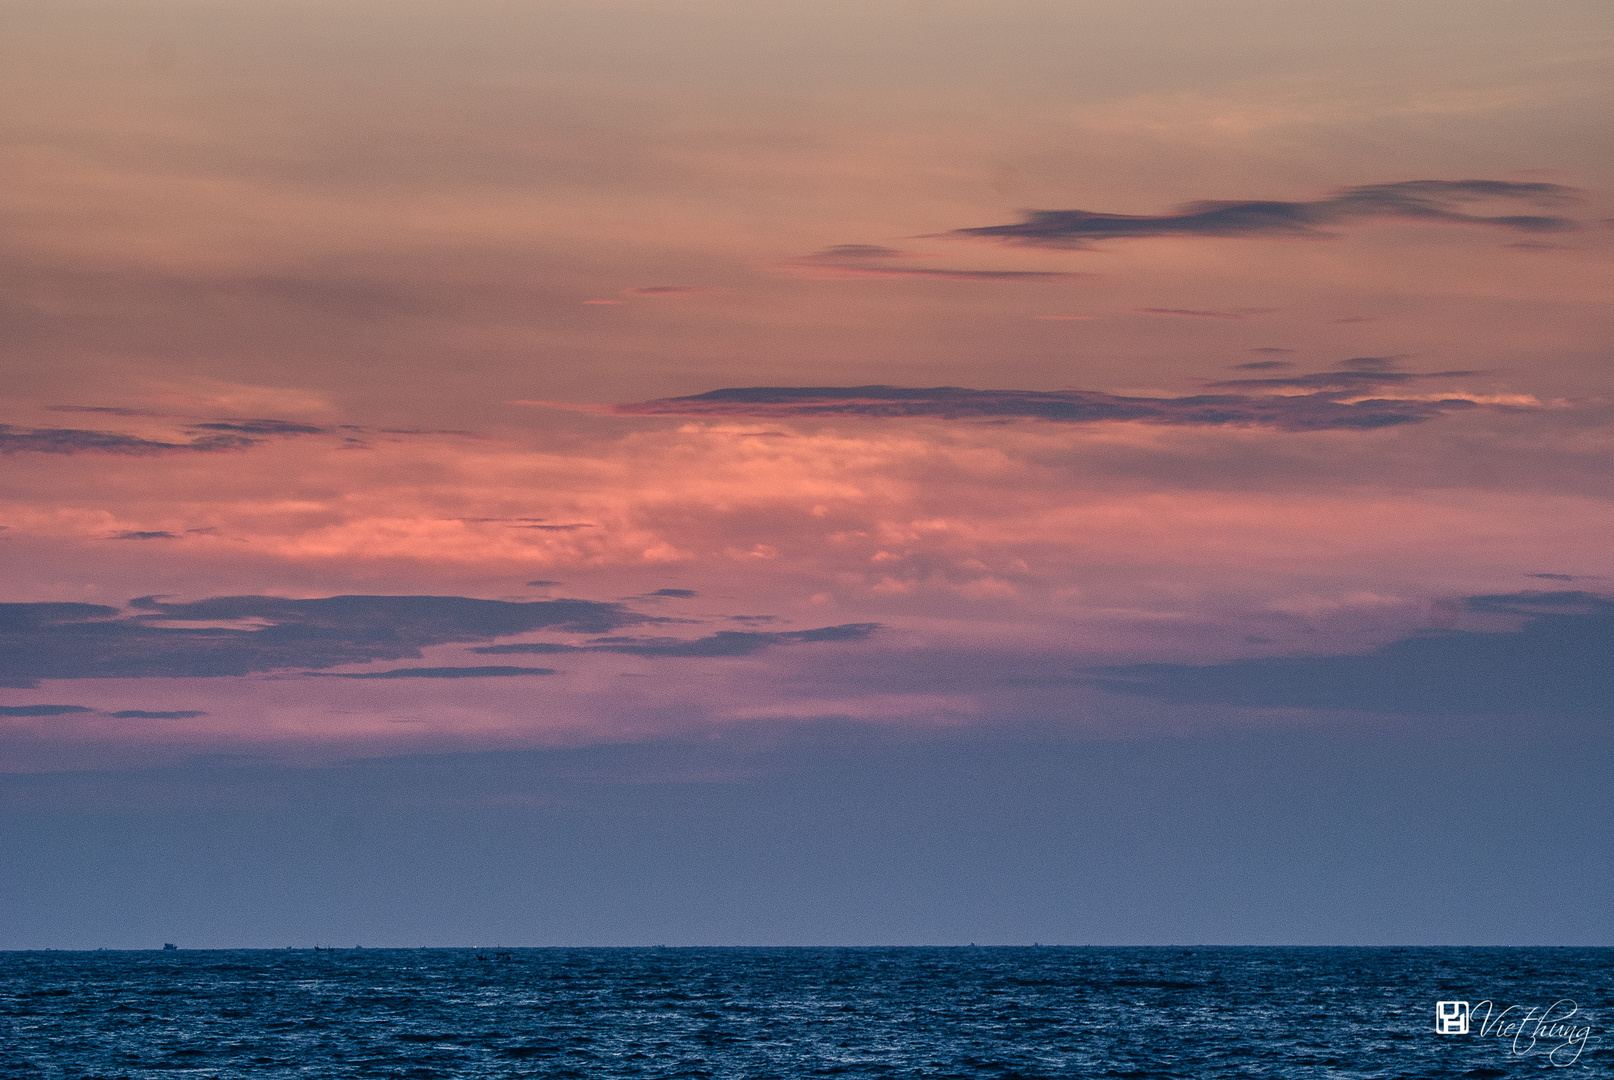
[[2, 0, 1611, 946]]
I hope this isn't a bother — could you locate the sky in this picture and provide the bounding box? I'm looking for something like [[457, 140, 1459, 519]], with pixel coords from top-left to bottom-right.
[[2, 0, 1611, 947]]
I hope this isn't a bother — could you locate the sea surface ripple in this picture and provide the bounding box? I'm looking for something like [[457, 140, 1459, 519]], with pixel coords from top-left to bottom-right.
[[2, 947, 1608, 1078]]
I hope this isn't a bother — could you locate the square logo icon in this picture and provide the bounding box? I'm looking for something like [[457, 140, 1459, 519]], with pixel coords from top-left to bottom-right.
[[1436, 1000, 1470, 1034]]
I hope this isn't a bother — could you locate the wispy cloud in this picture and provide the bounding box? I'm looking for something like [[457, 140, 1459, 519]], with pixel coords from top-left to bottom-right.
[[0, 704, 94, 717], [471, 623, 880, 659], [1132, 307, 1276, 320], [109, 710, 208, 718], [1088, 591, 1614, 720], [0, 594, 645, 687], [2, 414, 472, 457], [187, 420, 327, 436], [590, 371, 1515, 432], [0, 425, 259, 456], [621, 286, 723, 296], [951, 180, 1581, 249], [1202, 367, 1473, 392], [0, 704, 208, 718], [306, 666, 558, 678], [45, 406, 167, 418], [777, 244, 1090, 282]]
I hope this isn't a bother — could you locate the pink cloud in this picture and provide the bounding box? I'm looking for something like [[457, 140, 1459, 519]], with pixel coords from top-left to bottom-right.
[[4, 407, 1612, 767]]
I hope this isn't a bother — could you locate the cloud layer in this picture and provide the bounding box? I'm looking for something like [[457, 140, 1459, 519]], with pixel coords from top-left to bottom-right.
[[471, 623, 881, 659], [0, 425, 260, 456], [0, 414, 471, 457], [0, 593, 882, 689], [0, 595, 643, 688], [778, 245, 1089, 281], [307, 665, 559, 679], [1090, 591, 1614, 719], [602, 373, 1502, 431], [0, 705, 205, 718], [952, 180, 1581, 249]]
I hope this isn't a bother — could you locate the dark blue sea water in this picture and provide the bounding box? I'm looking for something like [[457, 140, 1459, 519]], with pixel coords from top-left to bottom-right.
[[1, 947, 1608, 1078]]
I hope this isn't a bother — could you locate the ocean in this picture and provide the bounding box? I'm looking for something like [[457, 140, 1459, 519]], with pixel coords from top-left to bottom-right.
[[1, 947, 1607, 1077]]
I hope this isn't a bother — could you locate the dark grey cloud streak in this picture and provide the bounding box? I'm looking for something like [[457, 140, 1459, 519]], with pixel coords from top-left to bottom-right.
[[781, 244, 1089, 280], [1201, 366, 1471, 393], [1133, 307, 1274, 320], [472, 623, 881, 659], [1090, 591, 1614, 720], [0, 595, 643, 688], [605, 367, 1503, 431], [0, 704, 94, 717], [110, 710, 208, 718], [1, 415, 333, 457], [0, 425, 260, 456], [950, 180, 1581, 248], [0, 706, 207, 718], [307, 666, 558, 679], [0, 596, 878, 686], [3, 412, 469, 457]]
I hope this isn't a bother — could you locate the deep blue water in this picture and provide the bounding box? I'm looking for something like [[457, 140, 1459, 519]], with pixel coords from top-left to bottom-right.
[[1, 947, 1608, 1078]]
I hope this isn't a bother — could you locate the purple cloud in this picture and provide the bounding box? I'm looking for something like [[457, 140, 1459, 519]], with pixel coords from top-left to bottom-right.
[[780, 244, 1090, 281], [604, 369, 1508, 432], [0, 425, 258, 456], [306, 666, 558, 678], [472, 623, 881, 659], [952, 180, 1581, 249], [0, 594, 646, 687]]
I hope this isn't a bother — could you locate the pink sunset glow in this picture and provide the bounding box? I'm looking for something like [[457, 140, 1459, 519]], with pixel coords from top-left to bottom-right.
[[4, 0, 1612, 951]]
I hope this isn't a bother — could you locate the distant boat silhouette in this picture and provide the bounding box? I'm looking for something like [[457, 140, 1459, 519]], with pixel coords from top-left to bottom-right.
[[162, 943, 176, 951]]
